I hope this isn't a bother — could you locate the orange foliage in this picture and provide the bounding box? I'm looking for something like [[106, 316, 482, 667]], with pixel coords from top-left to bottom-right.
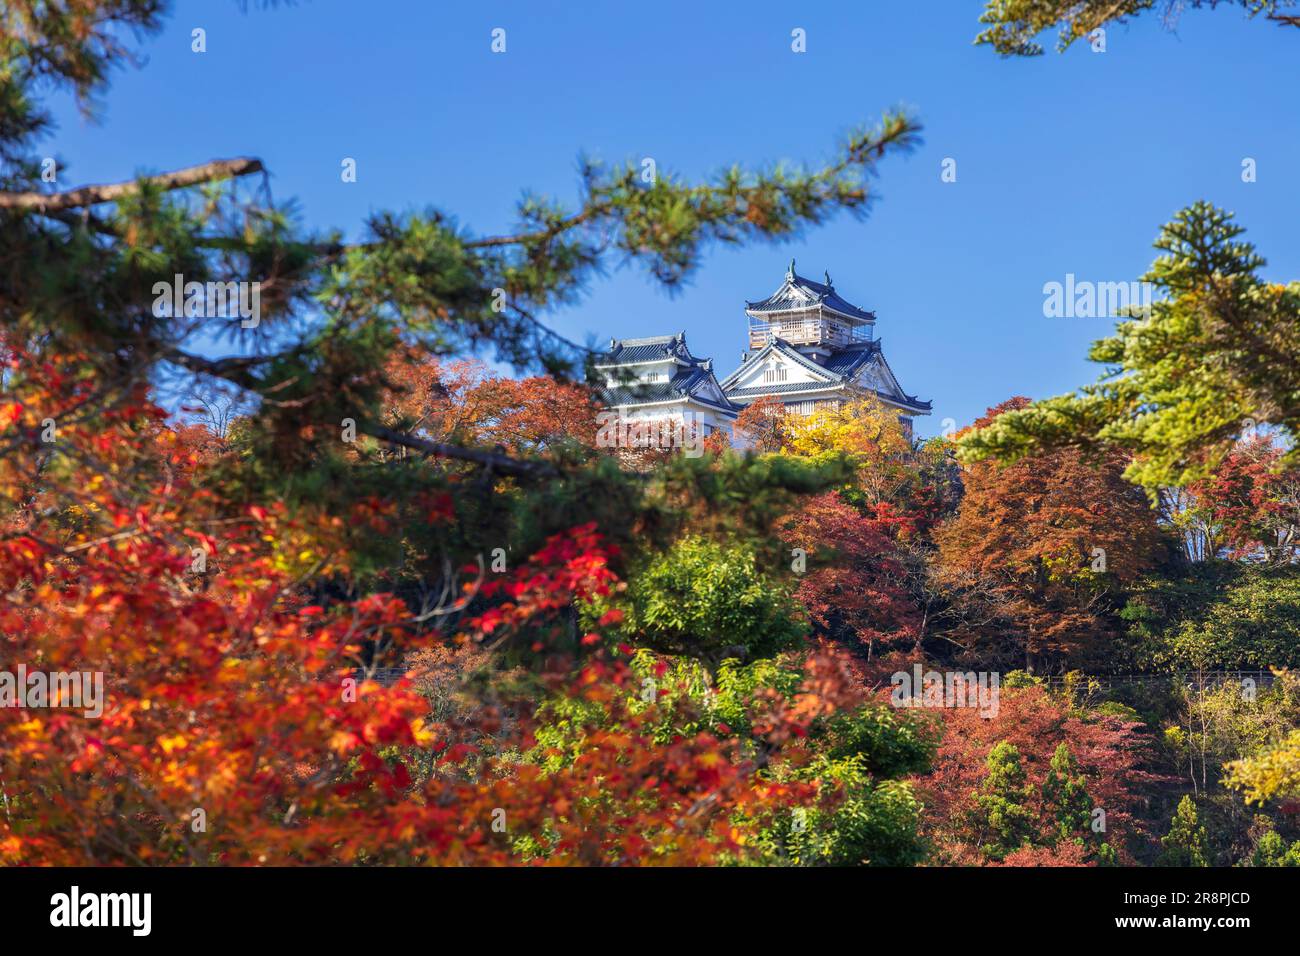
[[935, 398, 1166, 668], [0, 344, 851, 864], [381, 352, 602, 457]]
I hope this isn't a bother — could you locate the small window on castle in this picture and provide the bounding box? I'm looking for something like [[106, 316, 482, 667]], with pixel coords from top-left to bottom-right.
[[763, 362, 787, 384]]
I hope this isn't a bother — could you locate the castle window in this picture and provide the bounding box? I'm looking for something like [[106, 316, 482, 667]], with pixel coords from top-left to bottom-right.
[[763, 362, 787, 384]]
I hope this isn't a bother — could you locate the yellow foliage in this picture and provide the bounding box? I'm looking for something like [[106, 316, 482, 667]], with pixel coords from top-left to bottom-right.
[[781, 397, 914, 506], [783, 397, 909, 459], [1225, 729, 1300, 805]]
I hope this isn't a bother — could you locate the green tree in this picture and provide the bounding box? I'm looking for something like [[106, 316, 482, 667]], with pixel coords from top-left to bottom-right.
[[975, 741, 1038, 860], [762, 698, 937, 867], [773, 770, 927, 867], [1251, 828, 1300, 866], [1160, 795, 1210, 866], [1042, 743, 1094, 842], [1120, 563, 1300, 672], [601, 536, 808, 661], [958, 203, 1300, 490]]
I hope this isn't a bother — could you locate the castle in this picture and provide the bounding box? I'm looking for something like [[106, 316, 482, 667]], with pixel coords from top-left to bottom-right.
[[593, 262, 930, 443]]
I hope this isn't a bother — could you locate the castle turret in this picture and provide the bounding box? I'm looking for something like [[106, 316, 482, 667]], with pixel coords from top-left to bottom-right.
[[743, 260, 874, 360], [721, 263, 930, 426]]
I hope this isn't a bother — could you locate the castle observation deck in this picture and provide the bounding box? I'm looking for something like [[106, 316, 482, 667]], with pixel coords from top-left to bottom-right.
[[744, 261, 875, 351]]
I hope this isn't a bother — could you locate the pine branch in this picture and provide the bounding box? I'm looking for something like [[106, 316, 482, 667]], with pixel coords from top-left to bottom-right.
[[364, 425, 558, 478], [465, 203, 610, 249], [0, 157, 264, 212], [165, 348, 277, 391]]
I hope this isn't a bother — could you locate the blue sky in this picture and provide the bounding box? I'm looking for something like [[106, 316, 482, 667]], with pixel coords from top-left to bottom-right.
[[44, 0, 1300, 435]]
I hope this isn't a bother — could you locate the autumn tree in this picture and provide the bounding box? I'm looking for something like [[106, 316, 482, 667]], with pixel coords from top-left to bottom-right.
[[1190, 435, 1300, 564], [913, 683, 1155, 865], [379, 354, 603, 460], [0, 0, 925, 865], [783, 397, 916, 510], [1227, 732, 1300, 807], [733, 395, 790, 454], [937, 398, 1167, 670], [780, 491, 920, 660]]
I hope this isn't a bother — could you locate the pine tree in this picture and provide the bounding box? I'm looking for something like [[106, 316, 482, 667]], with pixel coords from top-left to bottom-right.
[[975, 741, 1038, 860], [1042, 743, 1093, 843], [1251, 829, 1300, 867], [1160, 795, 1210, 867], [959, 204, 1300, 491]]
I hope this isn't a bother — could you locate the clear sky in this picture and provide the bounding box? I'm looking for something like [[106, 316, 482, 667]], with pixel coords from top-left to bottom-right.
[[43, 0, 1300, 435]]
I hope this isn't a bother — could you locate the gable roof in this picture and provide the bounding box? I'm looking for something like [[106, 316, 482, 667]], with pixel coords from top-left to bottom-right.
[[720, 338, 871, 389], [745, 262, 876, 323], [871, 348, 933, 412], [720, 337, 931, 413]]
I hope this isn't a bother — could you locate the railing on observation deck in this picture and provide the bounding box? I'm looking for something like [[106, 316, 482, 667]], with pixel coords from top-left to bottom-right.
[[747, 317, 870, 350]]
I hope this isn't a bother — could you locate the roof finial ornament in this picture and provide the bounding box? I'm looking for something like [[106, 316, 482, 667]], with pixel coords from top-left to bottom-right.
[[824, 270, 832, 288], [787, 258, 796, 280]]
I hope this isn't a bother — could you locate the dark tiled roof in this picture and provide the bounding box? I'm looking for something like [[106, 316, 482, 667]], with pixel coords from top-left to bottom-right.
[[880, 389, 932, 412], [596, 332, 706, 368], [597, 361, 739, 414], [819, 342, 881, 377], [745, 264, 876, 322], [597, 383, 681, 405]]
